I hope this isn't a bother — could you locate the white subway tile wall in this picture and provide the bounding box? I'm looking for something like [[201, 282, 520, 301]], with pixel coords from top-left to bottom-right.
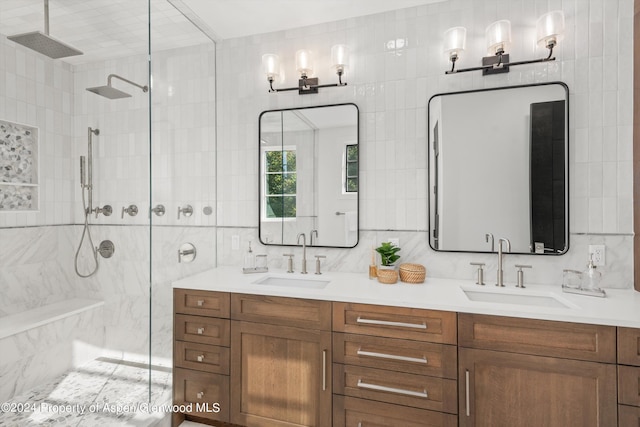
[[215, 0, 634, 287]]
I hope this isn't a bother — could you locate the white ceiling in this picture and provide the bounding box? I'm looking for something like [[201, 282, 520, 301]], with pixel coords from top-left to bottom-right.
[[0, 0, 444, 65], [180, 0, 445, 41]]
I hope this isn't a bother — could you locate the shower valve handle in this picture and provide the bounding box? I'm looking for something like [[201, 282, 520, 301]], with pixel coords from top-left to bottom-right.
[[121, 204, 138, 219], [178, 205, 193, 220], [95, 205, 113, 218]]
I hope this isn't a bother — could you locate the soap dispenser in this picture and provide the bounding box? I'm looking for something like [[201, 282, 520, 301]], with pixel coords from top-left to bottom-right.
[[243, 241, 255, 271], [582, 255, 602, 290]]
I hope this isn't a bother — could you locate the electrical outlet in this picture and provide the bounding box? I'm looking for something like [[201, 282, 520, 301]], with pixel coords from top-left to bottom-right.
[[388, 238, 400, 248], [231, 235, 240, 250], [588, 245, 605, 266]]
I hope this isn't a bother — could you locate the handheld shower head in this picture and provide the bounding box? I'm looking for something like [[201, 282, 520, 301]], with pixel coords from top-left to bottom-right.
[[86, 74, 149, 99], [80, 156, 86, 187]]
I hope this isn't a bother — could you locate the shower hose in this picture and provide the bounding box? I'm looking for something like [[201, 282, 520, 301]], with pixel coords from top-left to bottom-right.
[[74, 184, 99, 278]]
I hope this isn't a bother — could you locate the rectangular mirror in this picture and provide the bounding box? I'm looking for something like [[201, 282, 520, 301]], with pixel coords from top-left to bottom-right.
[[259, 103, 359, 248], [428, 82, 569, 254]]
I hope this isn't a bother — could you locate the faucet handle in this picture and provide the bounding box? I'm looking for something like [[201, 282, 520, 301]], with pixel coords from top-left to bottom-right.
[[515, 264, 532, 288], [283, 254, 294, 273], [315, 255, 326, 275], [470, 262, 485, 286]]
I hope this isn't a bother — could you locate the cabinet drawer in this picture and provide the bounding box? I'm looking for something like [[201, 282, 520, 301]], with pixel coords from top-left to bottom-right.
[[333, 363, 457, 414], [231, 293, 331, 330], [618, 365, 640, 407], [333, 395, 457, 427], [175, 314, 230, 346], [619, 404, 640, 426], [333, 302, 457, 344], [619, 327, 640, 366], [174, 341, 230, 374], [173, 368, 229, 422], [458, 313, 616, 363], [333, 333, 457, 379], [174, 289, 230, 318]]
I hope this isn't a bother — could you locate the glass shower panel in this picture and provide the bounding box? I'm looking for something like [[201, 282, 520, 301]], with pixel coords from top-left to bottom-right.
[[149, 0, 218, 413]]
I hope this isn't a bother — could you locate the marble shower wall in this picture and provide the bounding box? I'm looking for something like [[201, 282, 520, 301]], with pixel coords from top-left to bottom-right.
[[216, 0, 634, 288]]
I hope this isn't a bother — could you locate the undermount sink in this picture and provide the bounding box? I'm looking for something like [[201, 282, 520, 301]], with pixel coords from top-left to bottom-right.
[[462, 288, 575, 309], [253, 275, 330, 289]]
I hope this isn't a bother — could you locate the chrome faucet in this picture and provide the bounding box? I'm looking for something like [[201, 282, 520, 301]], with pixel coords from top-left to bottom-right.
[[496, 238, 511, 287], [297, 233, 308, 274], [310, 229, 318, 246]]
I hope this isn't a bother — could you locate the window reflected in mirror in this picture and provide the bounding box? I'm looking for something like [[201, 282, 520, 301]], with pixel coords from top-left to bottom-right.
[[259, 103, 359, 248]]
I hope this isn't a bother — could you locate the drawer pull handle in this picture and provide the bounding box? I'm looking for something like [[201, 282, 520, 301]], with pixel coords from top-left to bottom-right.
[[322, 350, 327, 391], [197, 354, 205, 362], [357, 379, 428, 398], [196, 327, 205, 335], [465, 369, 470, 417], [196, 391, 205, 399], [196, 299, 204, 307], [357, 349, 427, 364], [356, 316, 427, 330]]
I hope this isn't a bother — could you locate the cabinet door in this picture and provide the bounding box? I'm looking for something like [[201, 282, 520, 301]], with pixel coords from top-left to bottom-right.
[[459, 348, 617, 427], [230, 320, 332, 427]]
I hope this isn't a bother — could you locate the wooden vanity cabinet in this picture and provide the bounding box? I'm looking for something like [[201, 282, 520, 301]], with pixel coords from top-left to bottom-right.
[[332, 302, 458, 427], [230, 294, 332, 427], [458, 313, 617, 427], [618, 327, 640, 424], [173, 289, 231, 425]]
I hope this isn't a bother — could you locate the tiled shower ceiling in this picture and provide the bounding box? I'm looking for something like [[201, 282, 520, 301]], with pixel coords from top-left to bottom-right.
[[0, 0, 211, 65]]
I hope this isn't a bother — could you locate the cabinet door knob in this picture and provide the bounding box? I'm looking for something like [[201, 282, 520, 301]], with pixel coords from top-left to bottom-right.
[[196, 299, 204, 307], [196, 391, 205, 399], [197, 354, 205, 362], [196, 327, 205, 335]]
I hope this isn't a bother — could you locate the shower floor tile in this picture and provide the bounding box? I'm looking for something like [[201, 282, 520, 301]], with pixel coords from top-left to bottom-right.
[[0, 358, 171, 427]]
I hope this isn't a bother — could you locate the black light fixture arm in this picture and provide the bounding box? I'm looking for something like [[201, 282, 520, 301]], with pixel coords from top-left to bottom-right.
[[267, 71, 347, 95], [446, 43, 556, 75]]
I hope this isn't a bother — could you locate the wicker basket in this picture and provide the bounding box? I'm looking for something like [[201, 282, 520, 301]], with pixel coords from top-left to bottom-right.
[[377, 268, 398, 284], [399, 263, 426, 284]]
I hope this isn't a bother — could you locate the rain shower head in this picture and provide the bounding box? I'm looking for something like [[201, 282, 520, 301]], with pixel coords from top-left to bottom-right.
[[8, 31, 83, 59], [7, 0, 83, 59], [86, 74, 149, 100]]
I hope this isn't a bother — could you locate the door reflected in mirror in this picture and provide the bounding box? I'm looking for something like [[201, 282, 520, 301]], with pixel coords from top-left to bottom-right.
[[259, 103, 359, 248], [428, 82, 569, 255]]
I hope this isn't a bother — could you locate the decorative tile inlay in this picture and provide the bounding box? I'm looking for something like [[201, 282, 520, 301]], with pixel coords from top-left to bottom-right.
[[0, 119, 38, 211]]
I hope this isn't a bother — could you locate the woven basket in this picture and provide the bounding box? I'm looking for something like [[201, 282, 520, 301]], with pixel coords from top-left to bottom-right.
[[377, 268, 398, 284], [399, 263, 426, 284]]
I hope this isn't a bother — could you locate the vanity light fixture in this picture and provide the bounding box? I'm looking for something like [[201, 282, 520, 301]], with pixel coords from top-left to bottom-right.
[[444, 10, 564, 75], [262, 45, 348, 95]]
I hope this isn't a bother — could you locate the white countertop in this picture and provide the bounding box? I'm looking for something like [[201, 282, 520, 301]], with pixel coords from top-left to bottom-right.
[[173, 267, 640, 328]]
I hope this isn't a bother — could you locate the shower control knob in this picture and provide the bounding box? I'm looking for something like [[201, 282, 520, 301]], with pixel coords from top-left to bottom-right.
[[121, 204, 138, 218], [178, 205, 193, 220], [150, 204, 165, 217], [95, 205, 113, 218]]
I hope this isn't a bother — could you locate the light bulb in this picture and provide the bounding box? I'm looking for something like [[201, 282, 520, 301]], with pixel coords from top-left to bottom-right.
[[443, 27, 467, 60], [262, 54, 280, 80], [331, 44, 349, 73], [486, 20, 511, 55], [295, 49, 313, 78], [537, 11, 565, 48]]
